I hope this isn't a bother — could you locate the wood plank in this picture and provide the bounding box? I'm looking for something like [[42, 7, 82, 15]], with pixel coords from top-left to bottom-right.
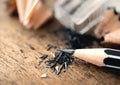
[[0, 0, 120, 85]]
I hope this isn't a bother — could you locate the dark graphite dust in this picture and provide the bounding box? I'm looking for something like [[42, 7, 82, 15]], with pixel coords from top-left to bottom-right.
[[40, 27, 100, 75], [53, 27, 101, 49], [39, 27, 102, 75], [45, 50, 73, 75]]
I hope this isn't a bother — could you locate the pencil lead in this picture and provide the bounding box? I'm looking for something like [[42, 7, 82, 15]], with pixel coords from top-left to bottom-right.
[[40, 54, 48, 60], [59, 49, 75, 55], [46, 44, 53, 51], [45, 49, 74, 75]]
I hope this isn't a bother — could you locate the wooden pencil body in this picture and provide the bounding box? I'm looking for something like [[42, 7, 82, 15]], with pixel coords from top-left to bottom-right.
[[104, 29, 120, 44], [95, 9, 120, 38], [73, 49, 107, 66]]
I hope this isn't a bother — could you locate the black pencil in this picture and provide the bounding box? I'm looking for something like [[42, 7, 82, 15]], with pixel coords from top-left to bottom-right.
[[61, 48, 120, 69]]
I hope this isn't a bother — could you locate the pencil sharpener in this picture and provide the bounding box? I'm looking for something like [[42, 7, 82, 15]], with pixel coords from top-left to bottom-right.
[[54, 0, 108, 34]]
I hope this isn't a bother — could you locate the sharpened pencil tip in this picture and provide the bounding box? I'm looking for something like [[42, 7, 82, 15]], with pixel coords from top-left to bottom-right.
[[59, 49, 75, 55]]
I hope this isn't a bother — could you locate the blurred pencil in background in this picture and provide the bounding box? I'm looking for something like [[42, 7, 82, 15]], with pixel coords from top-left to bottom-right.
[[103, 29, 120, 45], [5, 0, 120, 46], [94, 8, 120, 46], [94, 8, 120, 38], [6, 0, 53, 29]]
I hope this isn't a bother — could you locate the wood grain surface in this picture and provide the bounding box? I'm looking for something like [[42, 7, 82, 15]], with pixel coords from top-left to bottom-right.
[[0, 0, 120, 85]]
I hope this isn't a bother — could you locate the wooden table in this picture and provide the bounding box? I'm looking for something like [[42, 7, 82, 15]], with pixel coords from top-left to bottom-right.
[[0, 0, 120, 85]]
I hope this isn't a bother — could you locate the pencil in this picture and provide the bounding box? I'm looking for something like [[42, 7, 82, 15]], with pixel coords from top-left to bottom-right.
[[103, 29, 120, 45], [16, 0, 27, 22], [61, 48, 120, 69], [23, 0, 34, 29], [24, 0, 40, 25], [7, 0, 53, 29], [95, 8, 120, 38]]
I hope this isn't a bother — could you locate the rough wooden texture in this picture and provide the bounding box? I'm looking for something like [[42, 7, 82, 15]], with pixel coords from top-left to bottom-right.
[[0, 0, 120, 85]]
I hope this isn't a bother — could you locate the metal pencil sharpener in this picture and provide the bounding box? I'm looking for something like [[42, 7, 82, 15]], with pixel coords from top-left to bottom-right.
[[54, 0, 108, 34]]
